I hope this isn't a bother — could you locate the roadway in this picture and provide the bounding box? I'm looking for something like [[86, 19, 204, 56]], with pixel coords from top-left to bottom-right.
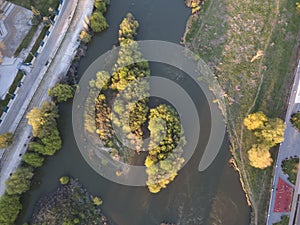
[[0, 0, 74, 134], [0, 0, 80, 195], [266, 59, 300, 225]]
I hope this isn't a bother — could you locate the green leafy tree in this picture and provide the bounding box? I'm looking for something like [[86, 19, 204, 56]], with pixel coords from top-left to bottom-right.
[[0, 194, 22, 224], [60, 176, 70, 185], [48, 83, 74, 103], [22, 152, 44, 168], [89, 11, 108, 33], [29, 128, 62, 156], [94, 0, 107, 14], [0, 132, 13, 149], [5, 167, 34, 195], [145, 105, 185, 193]]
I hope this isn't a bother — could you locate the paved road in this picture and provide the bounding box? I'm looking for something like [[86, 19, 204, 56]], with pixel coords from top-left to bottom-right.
[[266, 60, 300, 225], [0, 0, 94, 196], [0, 0, 78, 194], [0, 0, 74, 134]]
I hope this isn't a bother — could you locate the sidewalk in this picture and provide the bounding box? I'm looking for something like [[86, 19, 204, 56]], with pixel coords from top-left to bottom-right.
[[0, 0, 94, 196]]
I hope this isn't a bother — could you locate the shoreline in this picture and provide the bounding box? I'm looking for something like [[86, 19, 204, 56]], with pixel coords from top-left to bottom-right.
[[181, 2, 254, 223]]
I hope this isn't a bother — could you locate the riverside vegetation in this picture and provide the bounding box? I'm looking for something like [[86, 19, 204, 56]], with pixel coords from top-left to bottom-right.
[[183, 0, 300, 223], [0, 1, 112, 224], [84, 13, 186, 193]]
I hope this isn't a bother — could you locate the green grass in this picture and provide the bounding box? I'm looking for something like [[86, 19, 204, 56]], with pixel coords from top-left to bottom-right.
[[290, 112, 300, 131], [184, 0, 300, 224], [9, 0, 59, 15], [282, 157, 299, 185], [24, 26, 48, 63], [0, 71, 23, 116], [14, 25, 38, 57], [274, 215, 289, 225]]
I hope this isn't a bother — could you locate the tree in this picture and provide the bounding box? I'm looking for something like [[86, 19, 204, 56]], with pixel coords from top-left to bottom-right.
[[29, 128, 62, 156], [22, 152, 44, 168], [0, 132, 13, 149], [92, 196, 103, 205], [80, 30, 92, 43], [0, 194, 22, 224], [5, 167, 34, 195], [247, 144, 273, 169], [59, 176, 70, 185], [48, 83, 74, 103], [94, 0, 107, 14], [26, 101, 58, 138], [89, 11, 108, 33], [244, 111, 268, 130]]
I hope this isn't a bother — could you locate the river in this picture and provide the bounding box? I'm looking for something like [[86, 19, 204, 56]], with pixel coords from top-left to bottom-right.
[[18, 0, 250, 224]]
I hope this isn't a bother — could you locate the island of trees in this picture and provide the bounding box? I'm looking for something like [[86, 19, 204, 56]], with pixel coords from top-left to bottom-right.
[[30, 178, 109, 225], [85, 13, 186, 193]]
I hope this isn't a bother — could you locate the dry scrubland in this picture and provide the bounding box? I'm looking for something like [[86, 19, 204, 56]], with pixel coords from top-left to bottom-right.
[[184, 0, 300, 224]]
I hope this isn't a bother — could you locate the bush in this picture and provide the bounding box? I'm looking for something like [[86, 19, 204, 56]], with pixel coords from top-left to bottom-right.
[[80, 30, 92, 43], [92, 196, 103, 206], [89, 11, 108, 33], [60, 176, 70, 185], [0, 194, 22, 224], [48, 83, 74, 103], [5, 167, 34, 195], [22, 152, 44, 168]]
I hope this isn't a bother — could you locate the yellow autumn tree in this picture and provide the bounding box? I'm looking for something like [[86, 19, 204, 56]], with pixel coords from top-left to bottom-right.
[[248, 144, 273, 169], [243, 111, 268, 130]]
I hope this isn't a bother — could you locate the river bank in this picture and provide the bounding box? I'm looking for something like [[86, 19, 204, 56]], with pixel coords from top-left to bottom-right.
[[19, 1, 250, 224], [182, 0, 300, 224]]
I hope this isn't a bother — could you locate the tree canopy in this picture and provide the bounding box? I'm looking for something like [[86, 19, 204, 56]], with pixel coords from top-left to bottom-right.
[[48, 83, 74, 103], [26, 101, 58, 138], [90, 10, 108, 33], [244, 112, 285, 169], [5, 167, 34, 195], [145, 105, 185, 193], [22, 152, 44, 168], [0, 194, 22, 225]]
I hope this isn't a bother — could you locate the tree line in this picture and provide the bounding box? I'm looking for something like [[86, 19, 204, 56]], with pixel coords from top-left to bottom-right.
[[0, 94, 67, 224]]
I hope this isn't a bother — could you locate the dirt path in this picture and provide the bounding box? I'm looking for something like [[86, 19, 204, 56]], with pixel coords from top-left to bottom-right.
[[237, 0, 280, 224]]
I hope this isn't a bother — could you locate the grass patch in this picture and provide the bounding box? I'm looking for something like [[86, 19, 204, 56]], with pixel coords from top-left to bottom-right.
[[274, 215, 289, 225], [184, 0, 300, 224], [9, 0, 59, 15], [24, 26, 48, 63], [290, 112, 300, 131], [282, 157, 299, 185], [14, 25, 38, 57], [0, 71, 23, 116]]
